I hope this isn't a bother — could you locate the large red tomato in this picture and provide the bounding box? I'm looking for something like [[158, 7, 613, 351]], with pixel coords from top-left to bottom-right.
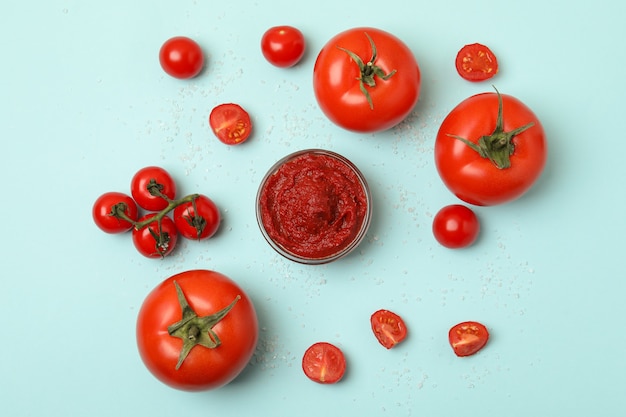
[[435, 90, 547, 206], [136, 270, 258, 391], [313, 27, 421, 133]]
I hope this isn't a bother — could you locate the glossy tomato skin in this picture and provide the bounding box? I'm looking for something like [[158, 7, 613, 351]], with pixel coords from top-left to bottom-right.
[[432, 204, 480, 249], [136, 270, 258, 391], [159, 36, 204, 79], [313, 27, 421, 133], [130, 166, 177, 211], [132, 213, 178, 258], [173, 194, 221, 240], [435, 92, 546, 206], [92, 192, 138, 233], [261, 25, 305, 68]]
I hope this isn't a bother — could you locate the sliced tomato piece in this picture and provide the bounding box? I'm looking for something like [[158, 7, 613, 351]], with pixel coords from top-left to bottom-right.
[[370, 309, 407, 349], [301, 342, 346, 384], [455, 43, 498, 82], [208, 103, 252, 145], [448, 321, 489, 357]]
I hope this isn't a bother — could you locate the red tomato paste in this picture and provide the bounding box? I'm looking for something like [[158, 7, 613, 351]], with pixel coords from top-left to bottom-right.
[[257, 150, 370, 263]]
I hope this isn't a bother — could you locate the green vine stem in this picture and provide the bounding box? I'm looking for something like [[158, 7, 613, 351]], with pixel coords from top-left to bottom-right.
[[337, 32, 397, 110], [447, 87, 535, 169]]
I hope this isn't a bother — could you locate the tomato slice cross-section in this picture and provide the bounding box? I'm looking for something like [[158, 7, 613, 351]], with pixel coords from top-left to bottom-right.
[[370, 309, 408, 349], [302, 342, 346, 384]]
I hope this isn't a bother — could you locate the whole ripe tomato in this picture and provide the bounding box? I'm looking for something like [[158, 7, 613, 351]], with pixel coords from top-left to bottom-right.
[[92, 191, 138, 233], [435, 89, 546, 206], [132, 213, 178, 258], [173, 194, 221, 240], [159, 36, 204, 79], [448, 321, 489, 357], [130, 166, 177, 211], [261, 25, 306, 68], [313, 27, 421, 133], [209, 103, 253, 145], [432, 204, 480, 249], [370, 309, 408, 349], [136, 270, 258, 391], [302, 342, 346, 384]]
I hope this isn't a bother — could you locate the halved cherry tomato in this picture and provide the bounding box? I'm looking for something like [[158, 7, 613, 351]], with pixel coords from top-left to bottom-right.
[[370, 309, 407, 349], [209, 103, 252, 145], [448, 321, 489, 357], [455, 43, 498, 82], [302, 342, 346, 384]]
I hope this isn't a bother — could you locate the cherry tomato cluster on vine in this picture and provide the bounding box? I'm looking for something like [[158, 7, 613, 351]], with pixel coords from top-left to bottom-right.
[[92, 166, 221, 259]]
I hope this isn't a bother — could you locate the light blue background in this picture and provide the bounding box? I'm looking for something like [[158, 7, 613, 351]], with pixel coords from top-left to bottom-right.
[[2, 1, 625, 416]]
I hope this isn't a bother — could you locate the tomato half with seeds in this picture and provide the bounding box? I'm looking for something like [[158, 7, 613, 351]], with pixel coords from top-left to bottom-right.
[[132, 213, 178, 258], [370, 309, 407, 349], [448, 321, 489, 357], [455, 43, 498, 82], [435, 89, 547, 206], [136, 270, 258, 391], [313, 27, 421, 133], [302, 342, 346, 384], [92, 192, 138, 233], [173, 194, 221, 240], [209, 103, 253, 145]]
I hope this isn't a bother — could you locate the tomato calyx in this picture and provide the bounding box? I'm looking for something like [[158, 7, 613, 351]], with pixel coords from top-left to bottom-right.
[[448, 87, 535, 169], [337, 32, 397, 110], [167, 281, 241, 370]]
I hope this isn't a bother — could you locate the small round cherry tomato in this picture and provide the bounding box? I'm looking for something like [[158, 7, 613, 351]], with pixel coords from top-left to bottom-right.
[[302, 342, 346, 384], [130, 166, 177, 211], [159, 36, 204, 79], [136, 270, 258, 391], [448, 321, 490, 357], [92, 192, 138, 233], [455, 43, 498, 82], [209, 103, 252, 145], [261, 25, 306, 68], [132, 213, 178, 258], [173, 194, 221, 240], [432, 204, 480, 249], [370, 309, 408, 349]]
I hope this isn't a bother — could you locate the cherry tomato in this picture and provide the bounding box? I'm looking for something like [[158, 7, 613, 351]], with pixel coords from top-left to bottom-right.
[[173, 194, 221, 240], [448, 321, 490, 357], [92, 192, 138, 234], [132, 213, 178, 258], [455, 43, 498, 82], [159, 36, 204, 79], [136, 270, 258, 391], [435, 89, 547, 206], [370, 309, 407, 349], [130, 166, 177, 211], [313, 27, 421, 133], [302, 342, 346, 384], [209, 103, 252, 145], [432, 205, 480, 249], [261, 25, 306, 68]]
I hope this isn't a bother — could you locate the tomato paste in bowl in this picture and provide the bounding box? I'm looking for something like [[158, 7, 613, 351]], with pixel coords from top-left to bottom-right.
[[256, 149, 372, 264]]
